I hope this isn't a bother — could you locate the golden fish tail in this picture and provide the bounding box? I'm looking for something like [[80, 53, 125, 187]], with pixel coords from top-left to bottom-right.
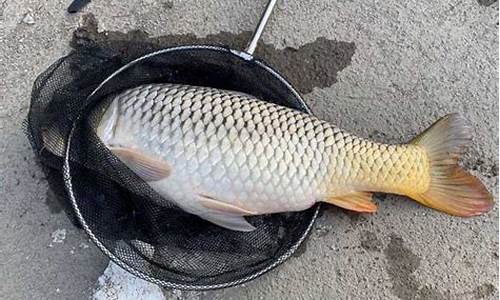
[[407, 114, 493, 217]]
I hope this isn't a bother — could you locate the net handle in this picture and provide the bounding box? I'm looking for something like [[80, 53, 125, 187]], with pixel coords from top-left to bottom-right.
[[244, 0, 278, 56]]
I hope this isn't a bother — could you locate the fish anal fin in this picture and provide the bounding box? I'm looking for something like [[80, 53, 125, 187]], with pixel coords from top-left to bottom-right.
[[199, 213, 256, 232], [196, 194, 257, 231], [324, 192, 377, 213], [109, 146, 170, 182], [198, 194, 257, 215]]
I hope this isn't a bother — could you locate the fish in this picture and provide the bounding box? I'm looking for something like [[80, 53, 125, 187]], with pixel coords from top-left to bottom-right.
[[90, 83, 493, 231]]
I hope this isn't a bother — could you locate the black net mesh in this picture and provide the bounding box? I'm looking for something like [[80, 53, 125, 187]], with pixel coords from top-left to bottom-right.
[[26, 45, 319, 289]]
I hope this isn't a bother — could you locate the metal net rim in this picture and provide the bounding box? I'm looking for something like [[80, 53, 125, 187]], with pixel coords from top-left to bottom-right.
[[62, 44, 321, 290]]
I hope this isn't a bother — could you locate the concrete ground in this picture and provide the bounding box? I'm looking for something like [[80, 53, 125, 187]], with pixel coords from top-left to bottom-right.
[[0, 0, 498, 299]]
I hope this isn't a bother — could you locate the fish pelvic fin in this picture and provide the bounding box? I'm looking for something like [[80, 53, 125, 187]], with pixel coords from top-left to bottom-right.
[[408, 114, 494, 217], [323, 192, 377, 213], [109, 147, 171, 182]]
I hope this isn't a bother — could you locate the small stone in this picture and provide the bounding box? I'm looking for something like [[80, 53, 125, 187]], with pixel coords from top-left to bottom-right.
[[51, 229, 67, 243], [79, 242, 89, 249], [22, 13, 35, 25]]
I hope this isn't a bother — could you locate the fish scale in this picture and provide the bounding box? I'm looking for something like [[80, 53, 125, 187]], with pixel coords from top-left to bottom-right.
[[94, 83, 493, 231]]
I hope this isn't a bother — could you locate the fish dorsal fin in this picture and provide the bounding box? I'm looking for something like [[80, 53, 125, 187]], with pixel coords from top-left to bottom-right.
[[196, 194, 257, 232], [198, 194, 257, 215], [109, 146, 170, 182], [323, 192, 377, 213]]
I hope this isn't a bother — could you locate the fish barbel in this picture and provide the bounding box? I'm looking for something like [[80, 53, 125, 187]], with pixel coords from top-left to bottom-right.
[[94, 83, 493, 231]]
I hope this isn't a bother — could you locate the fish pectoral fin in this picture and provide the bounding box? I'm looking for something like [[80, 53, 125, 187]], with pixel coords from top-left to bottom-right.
[[198, 213, 256, 232], [196, 194, 257, 231], [198, 194, 257, 215], [109, 146, 171, 182], [323, 192, 377, 213]]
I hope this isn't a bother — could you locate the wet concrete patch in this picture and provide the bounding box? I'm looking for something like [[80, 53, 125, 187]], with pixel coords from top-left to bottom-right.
[[473, 283, 496, 299], [292, 235, 309, 258], [384, 234, 446, 300], [344, 211, 369, 225], [477, 0, 498, 7], [42, 166, 69, 215], [45, 187, 64, 214], [41, 165, 81, 227], [359, 230, 382, 252], [71, 13, 356, 94]]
